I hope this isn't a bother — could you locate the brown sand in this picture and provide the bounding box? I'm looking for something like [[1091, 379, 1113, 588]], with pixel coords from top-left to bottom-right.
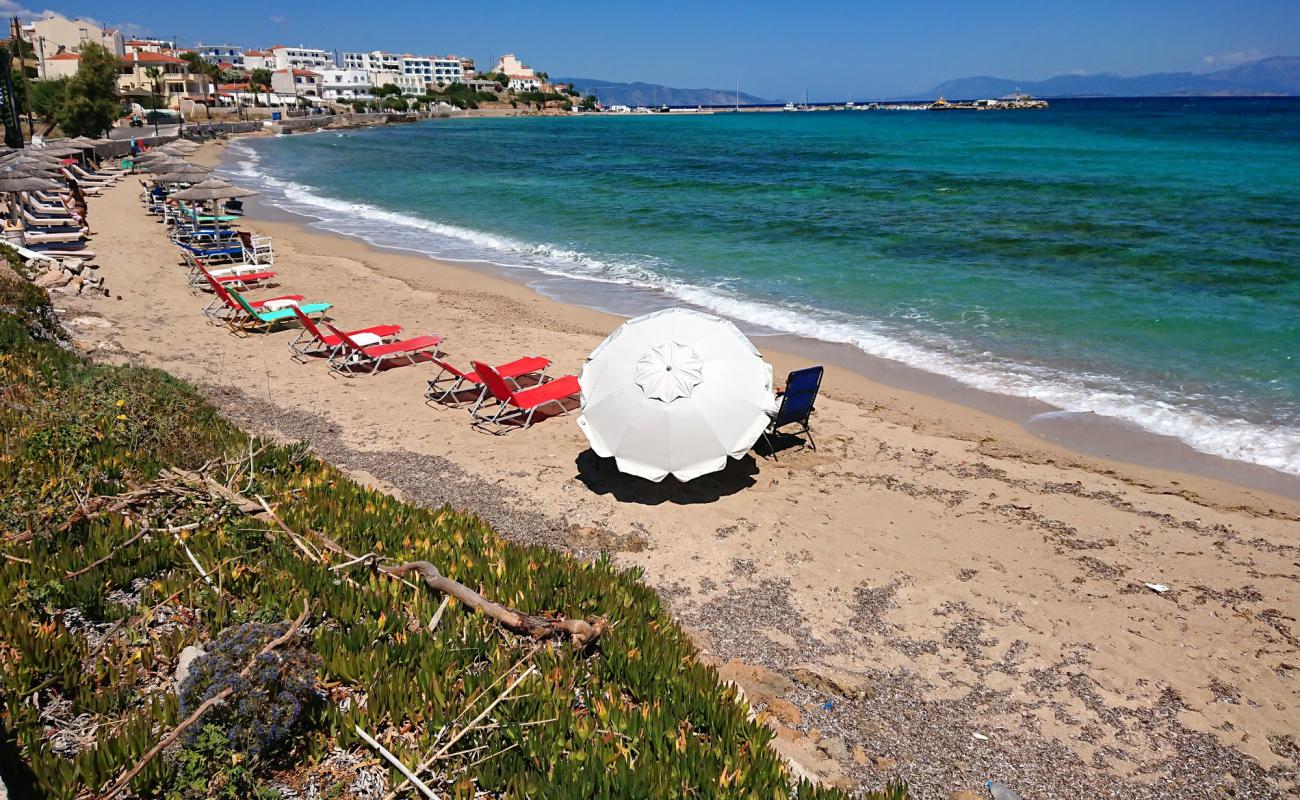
[[59, 143, 1300, 798]]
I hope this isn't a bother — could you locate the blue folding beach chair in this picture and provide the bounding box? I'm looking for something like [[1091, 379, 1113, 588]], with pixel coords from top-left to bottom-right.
[[762, 365, 823, 458]]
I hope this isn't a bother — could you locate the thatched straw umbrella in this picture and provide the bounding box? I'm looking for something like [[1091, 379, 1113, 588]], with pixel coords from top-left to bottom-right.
[[168, 178, 258, 224]]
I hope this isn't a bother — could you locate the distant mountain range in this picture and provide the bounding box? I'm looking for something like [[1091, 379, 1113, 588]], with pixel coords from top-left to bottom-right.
[[555, 78, 769, 107], [915, 56, 1300, 100]]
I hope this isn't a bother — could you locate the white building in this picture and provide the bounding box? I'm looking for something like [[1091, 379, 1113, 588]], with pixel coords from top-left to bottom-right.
[[492, 53, 534, 78], [341, 50, 401, 73], [195, 44, 245, 69], [319, 68, 373, 101], [392, 74, 428, 96], [24, 12, 126, 79], [270, 68, 322, 98], [241, 50, 274, 71], [271, 45, 334, 72], [492, 53, 541, 92], [430, 57, 463, 86], [400, 55, 433, 81]]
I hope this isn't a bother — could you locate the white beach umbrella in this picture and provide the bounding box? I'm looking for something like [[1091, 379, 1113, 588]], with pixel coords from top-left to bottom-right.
[[577, 307, 775, 482]]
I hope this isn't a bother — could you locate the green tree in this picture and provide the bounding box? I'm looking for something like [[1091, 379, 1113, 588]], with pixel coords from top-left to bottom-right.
[[580, 94, 598, 111], [56, 42, 119, 136], [249, 68, 272, 91], [382, 96, 408, 111], [28, 78, 69, 120], [143, 65, 163, 106]]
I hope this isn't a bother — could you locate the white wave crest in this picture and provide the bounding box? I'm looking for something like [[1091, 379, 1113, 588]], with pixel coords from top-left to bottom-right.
[[217, 145, 1300, 476]]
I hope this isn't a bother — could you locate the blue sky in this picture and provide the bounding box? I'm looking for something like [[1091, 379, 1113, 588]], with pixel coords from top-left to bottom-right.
[[19, 0, 1300, 99]]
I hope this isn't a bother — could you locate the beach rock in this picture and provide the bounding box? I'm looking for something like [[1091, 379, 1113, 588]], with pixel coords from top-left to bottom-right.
[[59, 276, 84, 295], [790, 663, 873, 700], [715, 660, 794, 706], [62, 260, 83, 275], [174, 645, 206, 688], [817, 735, 851, 763], [873, 755, 899, 771], [34, 269, 71, 289], [1, 772, 8, 800], [947, 791, 984, 800], [852, 745, 869, 766], [766, 697, 803, 726]]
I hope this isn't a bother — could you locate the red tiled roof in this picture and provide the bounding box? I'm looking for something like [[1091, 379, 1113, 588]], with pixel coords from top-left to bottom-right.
[[243, 50, 270, 56], [220, 82, 251, 92], [124, 51, 186, 65], [49, 52, 80, 61]]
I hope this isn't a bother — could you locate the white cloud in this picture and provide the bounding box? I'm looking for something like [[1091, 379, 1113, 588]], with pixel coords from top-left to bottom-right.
[[0, 0, 37, 19], [1202, 49, 1264, 68], [269, 15, 285, 23]]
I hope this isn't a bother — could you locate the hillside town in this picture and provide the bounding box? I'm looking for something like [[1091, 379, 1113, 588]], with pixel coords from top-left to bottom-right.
[[20, 11, 591, 117]]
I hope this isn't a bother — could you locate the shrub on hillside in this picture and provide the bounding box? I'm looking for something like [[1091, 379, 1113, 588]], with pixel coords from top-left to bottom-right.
[[178, 622, 321, 757]]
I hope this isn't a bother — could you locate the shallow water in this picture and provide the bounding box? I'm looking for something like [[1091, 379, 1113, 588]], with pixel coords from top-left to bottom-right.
[[220, 98, 1300, 475]]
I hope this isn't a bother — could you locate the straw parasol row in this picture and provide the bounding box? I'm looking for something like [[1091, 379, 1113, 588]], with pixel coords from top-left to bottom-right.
[[0, 163, 64, 192], [168, 178, 257, 202]]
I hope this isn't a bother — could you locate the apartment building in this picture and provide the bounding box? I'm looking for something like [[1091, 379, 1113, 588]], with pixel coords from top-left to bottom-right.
[[341, 50, 401, 73], [24, 12, 126, 79], [271, 68, 323, 98], [242, 50, 274, 71], [270, 45, 334, 71], [318, 68, 374, 101], [195, 44, 245, 69], [119, 50, 208, 104], [492, 53, 541, 92], [430, 57, 463, 86]]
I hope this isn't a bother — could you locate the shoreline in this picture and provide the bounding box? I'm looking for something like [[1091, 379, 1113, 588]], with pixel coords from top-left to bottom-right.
[[61, 139, 1300, 797], [218, 135, 1300, 505]]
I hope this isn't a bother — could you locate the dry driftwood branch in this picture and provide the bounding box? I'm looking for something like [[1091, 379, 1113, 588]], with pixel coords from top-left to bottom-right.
[[57, 485, 171, 533], [164, 468, 263, 514], [64, 521, 153, 579], [431, 666, 536, 762], [355, 725, 441, 800], [385, 561, 608, 649], [101, 602, 310, 799]]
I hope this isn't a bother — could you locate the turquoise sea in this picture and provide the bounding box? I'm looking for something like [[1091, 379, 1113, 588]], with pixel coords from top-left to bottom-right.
[[220, 98, 1300, 475]]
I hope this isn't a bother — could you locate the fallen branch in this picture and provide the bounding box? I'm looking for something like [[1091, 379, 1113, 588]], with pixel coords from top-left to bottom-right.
[[2, 551, 32, 564], [174, 532, 214, 586], [431, 666, 536, 762], [385, 561, 607, 648], [355, 726, 441, 800], [101, 602, 310, 798], [164, 468, 263, 514]]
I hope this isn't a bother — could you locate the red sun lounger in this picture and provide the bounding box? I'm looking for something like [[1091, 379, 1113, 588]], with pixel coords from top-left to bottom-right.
[[324, 322, 445, 376], [288, 307, 404, 361], [425, 355, 551, 412], [469, 360, 579, 432]]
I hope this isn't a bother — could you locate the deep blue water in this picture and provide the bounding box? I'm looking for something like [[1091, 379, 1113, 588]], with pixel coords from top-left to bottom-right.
[[220, 98, 1300, 474]]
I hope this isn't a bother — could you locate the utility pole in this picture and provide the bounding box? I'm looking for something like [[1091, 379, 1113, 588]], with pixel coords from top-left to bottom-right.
[[11, 16, 33, 140]]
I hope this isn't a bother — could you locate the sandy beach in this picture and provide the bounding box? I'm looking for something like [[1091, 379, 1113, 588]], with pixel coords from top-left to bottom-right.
[[56, 140, 1300, 798]]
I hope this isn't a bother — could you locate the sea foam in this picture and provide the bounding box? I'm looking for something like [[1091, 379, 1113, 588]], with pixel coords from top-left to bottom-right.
[[220, 141, 1300, 477]]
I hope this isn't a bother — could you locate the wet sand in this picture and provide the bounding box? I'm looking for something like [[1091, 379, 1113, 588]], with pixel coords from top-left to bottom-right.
[[58, 142, 1300, 798]]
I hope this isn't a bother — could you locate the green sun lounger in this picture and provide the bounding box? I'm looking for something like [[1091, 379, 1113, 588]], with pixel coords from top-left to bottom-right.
[[228, 288, 331, 334]]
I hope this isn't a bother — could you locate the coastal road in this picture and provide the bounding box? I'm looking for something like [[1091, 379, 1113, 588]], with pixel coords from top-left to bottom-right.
[[107, 123, 180, 140]]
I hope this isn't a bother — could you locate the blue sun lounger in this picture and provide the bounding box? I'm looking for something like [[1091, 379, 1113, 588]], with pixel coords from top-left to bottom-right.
[[762, 365, 823, 457]]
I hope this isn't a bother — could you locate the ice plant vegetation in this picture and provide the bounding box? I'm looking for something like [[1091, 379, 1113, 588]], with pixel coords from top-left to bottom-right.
[[0, 250, 905, 798]]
